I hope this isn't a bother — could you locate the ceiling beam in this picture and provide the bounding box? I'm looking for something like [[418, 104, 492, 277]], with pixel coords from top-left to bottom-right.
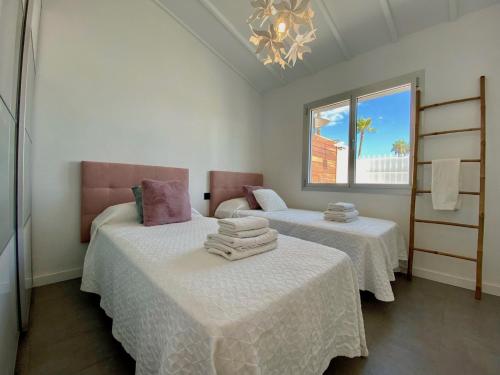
[[379, 0, 398, 43], [448, 0, 459, 21], [301, 59, 315, 74], [314, 0, 351, 60], [197, 0, 287, 84], [151, 0, 260, 92]]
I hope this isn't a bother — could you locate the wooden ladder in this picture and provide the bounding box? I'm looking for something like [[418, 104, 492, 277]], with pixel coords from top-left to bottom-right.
[[407, 76, 486, 300]]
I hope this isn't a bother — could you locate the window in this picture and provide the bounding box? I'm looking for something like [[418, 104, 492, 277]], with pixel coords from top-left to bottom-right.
[[303, 72, 421, 190]]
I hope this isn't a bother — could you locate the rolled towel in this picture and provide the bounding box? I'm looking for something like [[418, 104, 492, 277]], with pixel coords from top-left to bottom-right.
[[208, 229, 278, 250], [218, 216, 269, 232], [324, 209, 359, 220], [205, 240, 277, 261], [219, 227, 270, 238], [327, 202, 356, 211]]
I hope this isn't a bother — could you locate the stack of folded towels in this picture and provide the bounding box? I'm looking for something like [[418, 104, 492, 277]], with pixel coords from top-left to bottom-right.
[[324, 202, 359, 222], [204, 217, 278, 260]]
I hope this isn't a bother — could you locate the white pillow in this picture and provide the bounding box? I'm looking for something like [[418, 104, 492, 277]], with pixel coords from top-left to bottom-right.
[[91, 202, 138, 239], [214, 198, 250, 219], [191, 207, 203, 217], [253, 189, 288, 212]]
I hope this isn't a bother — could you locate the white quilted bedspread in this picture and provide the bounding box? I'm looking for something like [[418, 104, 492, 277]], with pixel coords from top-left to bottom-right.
[[81, 213, 367, 375], [235, 209, 407, 302]]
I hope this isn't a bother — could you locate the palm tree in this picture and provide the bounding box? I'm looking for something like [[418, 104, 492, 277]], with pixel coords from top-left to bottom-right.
[[391, 139, 410, 156], [356, 118, 376, 157]]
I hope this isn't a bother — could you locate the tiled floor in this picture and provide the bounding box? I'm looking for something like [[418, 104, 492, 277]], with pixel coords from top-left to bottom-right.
[[16, 275, 500, 375]]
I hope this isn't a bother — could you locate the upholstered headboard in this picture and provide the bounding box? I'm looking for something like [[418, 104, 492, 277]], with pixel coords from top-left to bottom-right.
[[209, 170, 263, 217], [81, 161, 189, 242]]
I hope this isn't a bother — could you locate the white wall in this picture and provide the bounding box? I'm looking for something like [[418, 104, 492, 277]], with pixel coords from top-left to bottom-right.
[[31, 0, 263, 285], [262, 5, 500, 296]]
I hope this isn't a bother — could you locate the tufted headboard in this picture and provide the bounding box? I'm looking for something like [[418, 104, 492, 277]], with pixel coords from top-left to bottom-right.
[[209, 170, 263, 217], [80, 161, 189, 242]]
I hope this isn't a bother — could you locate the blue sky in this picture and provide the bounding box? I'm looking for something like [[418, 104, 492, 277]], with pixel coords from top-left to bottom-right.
[[318, 89, 411, 156]]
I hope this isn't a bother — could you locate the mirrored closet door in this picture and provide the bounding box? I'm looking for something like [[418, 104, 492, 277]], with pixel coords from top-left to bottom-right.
[[17, 0, 41, 332], [0, 0, 24, 373]]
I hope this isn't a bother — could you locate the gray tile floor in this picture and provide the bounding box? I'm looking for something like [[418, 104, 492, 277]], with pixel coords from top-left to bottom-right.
[[15, 275, 500, 375]]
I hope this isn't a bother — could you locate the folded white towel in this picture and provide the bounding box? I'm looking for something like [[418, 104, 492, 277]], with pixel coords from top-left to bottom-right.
[[207, 229, 278, 250], [218, 227, 270, 238], [218, 216, 269, 232], [205, 240, 277, 261], [324, 216, 358, 223], [432, 158, 461, 210], [324, 210, 359, 220], [327, 202, 356, 211]]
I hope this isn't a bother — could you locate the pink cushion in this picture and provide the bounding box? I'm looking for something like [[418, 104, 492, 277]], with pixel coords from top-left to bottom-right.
[[243, 185, 263, 209], [141, 179, 191, 226]]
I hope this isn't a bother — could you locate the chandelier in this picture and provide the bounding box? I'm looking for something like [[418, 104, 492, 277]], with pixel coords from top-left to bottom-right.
[[247, 0, 316, 69]]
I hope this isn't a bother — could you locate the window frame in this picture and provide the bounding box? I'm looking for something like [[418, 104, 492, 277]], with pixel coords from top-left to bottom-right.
[[302, 71, 424, 193]]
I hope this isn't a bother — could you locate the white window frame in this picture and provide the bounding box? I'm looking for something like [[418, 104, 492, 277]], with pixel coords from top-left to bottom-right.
[[302, 71, 424, 193]]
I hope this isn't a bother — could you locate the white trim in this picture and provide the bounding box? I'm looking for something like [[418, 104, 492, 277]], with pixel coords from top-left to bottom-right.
[[33, 267, 83, 287], [413, 267, 500, 297], [150, 0, 261, 93], [379, 0, 398, 42], [314, 0, 351, 59], [196, 0, 286, 84]]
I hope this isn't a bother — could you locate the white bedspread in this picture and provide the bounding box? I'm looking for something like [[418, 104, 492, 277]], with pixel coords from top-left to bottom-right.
[[81, 213, 367, 375], [234, 209, 407, 302]]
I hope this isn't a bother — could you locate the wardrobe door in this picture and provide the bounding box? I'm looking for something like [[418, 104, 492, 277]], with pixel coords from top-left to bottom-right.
[[0, 92, 19, 375], [0, 99, 16, 256], [0, 0, 23, 117], [17, 38, 36, 330], [17, 0, 40, 331]]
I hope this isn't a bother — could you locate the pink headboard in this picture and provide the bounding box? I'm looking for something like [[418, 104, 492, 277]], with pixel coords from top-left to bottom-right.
[[209, 170, 263, 217], [81, 161, 189, 242]]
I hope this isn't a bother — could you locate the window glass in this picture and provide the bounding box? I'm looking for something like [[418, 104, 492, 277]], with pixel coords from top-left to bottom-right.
[[310, 100, 349, 184], [355, 84, 412, 184]]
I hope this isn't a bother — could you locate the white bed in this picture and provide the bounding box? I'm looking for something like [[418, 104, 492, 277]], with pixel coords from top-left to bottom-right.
[[81, 203, 368, 375], [215, 201, 407, 302]]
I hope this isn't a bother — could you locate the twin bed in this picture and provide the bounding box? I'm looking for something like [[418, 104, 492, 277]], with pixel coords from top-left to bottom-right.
[[80, 161, 368, 375], [209, 171, 407, 302]]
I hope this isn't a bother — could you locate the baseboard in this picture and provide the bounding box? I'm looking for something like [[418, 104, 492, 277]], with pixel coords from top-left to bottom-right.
[[33, 267, 83, 287], [413, 266, 500, 297]]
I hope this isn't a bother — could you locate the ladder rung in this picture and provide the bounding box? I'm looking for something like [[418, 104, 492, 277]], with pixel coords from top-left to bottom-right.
[[419, 127, 481, 137], [414, 219, 479, 229], [416, 190, 480, 195], [413, 248, 476, 262], [420, 96, 480, 111], [417, 159, 480, 165]]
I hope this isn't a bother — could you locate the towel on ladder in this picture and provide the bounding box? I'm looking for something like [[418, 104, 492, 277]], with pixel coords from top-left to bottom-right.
[[431, 158, 461, 210]]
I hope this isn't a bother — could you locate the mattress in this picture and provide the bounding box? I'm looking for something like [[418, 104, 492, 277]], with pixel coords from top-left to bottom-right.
[[81, 206, 367, 375], [234, 208, 407, 302]]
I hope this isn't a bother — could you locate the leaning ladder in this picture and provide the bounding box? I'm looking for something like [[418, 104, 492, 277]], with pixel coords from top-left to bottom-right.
[[407, 76, 486, 300]]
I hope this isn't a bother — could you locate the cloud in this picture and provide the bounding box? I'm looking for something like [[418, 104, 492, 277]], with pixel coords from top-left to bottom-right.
[[320, 106, 350, 127]]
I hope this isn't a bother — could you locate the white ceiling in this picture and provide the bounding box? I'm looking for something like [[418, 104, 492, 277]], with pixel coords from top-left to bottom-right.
[[154, 0, 499, 92]]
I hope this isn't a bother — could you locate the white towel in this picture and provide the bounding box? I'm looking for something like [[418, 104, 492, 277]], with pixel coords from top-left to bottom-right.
[[327, 202, 356, 211], [324, 210, 359, 220], [218, 227, 270, 238], [432, 158, 461, 210], [207, 229, 278, 250], [205, 240, 277, 261], [324, 216, 358, 223], [218, 216, 269, 232]]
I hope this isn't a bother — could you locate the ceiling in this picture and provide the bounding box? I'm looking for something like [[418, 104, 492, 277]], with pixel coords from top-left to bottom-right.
[[154, 0, 499, 92]]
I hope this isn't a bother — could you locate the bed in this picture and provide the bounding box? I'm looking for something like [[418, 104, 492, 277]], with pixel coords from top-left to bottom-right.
[[209, 170, 408, 302], [80, 161, 368, 375]]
